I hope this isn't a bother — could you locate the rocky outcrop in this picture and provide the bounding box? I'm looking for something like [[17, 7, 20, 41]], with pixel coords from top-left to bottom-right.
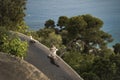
[[0, 52, 50, 80]]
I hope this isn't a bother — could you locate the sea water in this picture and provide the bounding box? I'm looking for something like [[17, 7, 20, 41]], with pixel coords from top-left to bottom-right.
[[25, 0, 120, 47]]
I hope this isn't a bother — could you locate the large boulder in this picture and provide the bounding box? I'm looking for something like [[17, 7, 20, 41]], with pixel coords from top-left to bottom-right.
[[0, 52, 50, 80]]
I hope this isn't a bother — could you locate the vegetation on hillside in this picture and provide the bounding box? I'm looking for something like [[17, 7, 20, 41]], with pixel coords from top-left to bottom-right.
[[0, 0, 28, 58], [34, 14, 120, 80]]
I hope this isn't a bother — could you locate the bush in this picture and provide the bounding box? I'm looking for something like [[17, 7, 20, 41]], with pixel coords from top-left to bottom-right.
[[81, 72, 100, 80], [0, 31, 28, 58]]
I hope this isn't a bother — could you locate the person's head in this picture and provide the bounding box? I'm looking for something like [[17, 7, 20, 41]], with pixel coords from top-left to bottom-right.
[[51, 44, 56, 48]]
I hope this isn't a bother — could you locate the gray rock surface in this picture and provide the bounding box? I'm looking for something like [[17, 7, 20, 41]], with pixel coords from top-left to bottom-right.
[[0, 52, 50, 80]]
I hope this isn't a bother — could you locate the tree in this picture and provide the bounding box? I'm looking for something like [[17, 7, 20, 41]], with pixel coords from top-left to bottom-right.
[[113, 43, 120, 54], [37, 28, 62, 48], [63, 51, 81, 70], [64, 14, 113, 53], [44, 19, 55, 28], [66, 16, 87, 40], [0, 0, 27, 30], [81, 14, 113, 49], [60, 30, 69, 45], [109, 54, 120, 79], [63, 52, 95, 74], [57, 16, 69, 30], [92, 57, 117, 80]]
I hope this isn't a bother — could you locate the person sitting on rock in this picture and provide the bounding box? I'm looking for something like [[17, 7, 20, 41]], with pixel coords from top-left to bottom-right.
[[29, 35, 35, 43], [49, 45, 58, 59], [48, 45, 59, 67]]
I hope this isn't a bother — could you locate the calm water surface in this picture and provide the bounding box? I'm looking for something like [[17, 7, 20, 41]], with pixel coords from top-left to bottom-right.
[[25, 0, 120, 47]]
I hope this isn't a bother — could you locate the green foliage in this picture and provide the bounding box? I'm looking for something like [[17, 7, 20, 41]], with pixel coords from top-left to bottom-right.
[[66, 16, 87, 40], [8, 38, 28, 58], [98, 48, 114, 58], [62, 50, 119, 80], [67, 15, 112, 54], [113, 43, 120, 54], [63, 52, 95, 73], [37, 28, 62, 48], [44, 19, 55, 28], [17, 21, 29, 33], [0, 30, 28, 58], [81, 14, 103, 29], [59, 30, 69, 45], [37, 28, 54, 38], [92, 57, 117, 80], [57, 16, 69, 29], [63, 51, 81, 70], [0, 27, 8, 39], [0, 0, 27, 31], [78, 54, 95, 73], [109, 54, 120, 77], [81, 72, 100, 80]]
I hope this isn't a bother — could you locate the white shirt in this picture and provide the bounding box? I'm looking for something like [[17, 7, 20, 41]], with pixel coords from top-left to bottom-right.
[[30, 36, 33, 40], [49, 46, 58, 59]]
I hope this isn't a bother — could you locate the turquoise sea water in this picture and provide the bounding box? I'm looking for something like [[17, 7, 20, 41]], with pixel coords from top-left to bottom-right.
[[25, 0, 120, 47]]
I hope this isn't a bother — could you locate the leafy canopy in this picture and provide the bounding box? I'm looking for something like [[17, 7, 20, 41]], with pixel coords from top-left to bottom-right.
[[0, 0, 27, 31]]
